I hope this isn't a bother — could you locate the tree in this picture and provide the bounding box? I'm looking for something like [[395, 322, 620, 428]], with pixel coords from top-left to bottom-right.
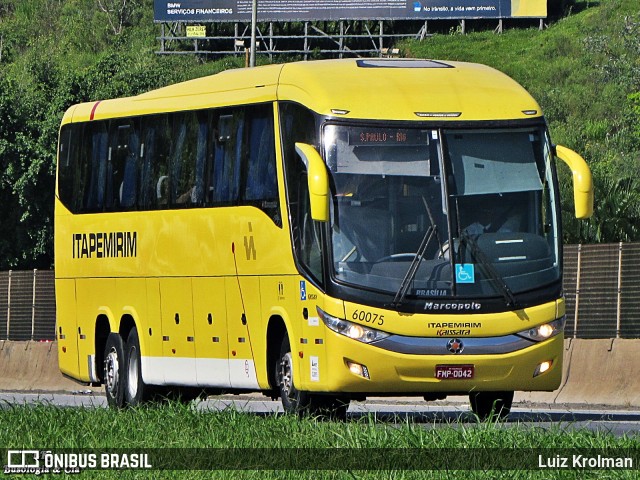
[[97, 0, 138, 35], [571, 176, 640, 244]]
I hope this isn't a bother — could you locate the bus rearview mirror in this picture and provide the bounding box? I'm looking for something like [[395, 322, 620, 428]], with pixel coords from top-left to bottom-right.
[[295, 142, 330, 222], [555, 145, 594, 219]]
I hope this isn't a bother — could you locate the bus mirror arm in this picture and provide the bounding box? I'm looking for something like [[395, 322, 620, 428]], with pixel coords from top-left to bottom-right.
[[295, 142, 330, 222], [555, 145, 594, 219]]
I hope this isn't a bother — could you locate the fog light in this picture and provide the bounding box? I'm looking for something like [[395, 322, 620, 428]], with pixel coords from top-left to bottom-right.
[[347, 361, 370, 379], [534, 360, 552, 377]]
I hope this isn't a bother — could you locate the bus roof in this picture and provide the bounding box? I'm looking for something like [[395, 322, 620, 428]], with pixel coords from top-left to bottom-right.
[[63, 59, 542, 124]]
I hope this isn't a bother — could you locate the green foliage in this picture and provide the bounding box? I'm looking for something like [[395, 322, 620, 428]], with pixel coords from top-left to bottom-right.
[[1, 403, 639, 479], [563, 173, 640, 243], [630, 92, 640, 143], [0, 0, 210, 268], [0, 0, 639, 268]]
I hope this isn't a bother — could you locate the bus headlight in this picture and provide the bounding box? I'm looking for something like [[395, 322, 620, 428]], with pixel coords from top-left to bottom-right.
[[317, 307, 390, 344], [516, 317, 565, 342]]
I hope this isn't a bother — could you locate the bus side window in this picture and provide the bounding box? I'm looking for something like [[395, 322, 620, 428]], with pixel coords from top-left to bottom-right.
[[83, 122, 109, 212], [120, 123, 140, 209], [208, 113, 226, 205], [191, 111, 210, 207], [244, 106, 279, 225], [211, 111, 243, 205], [171, 112, 199, 207], [280, 102, 322, 283], [107, 122, 140, 211], [58, 124, 84, 212], [138, 119, 156, 210], [149, 115, 172, 208]]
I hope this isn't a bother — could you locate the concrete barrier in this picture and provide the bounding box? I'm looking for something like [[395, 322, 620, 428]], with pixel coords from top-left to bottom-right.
[[2, 339, 639, 407], [554, 338, 640, 407], [516, 338, 640, 407], [0, 340, 96, 392]]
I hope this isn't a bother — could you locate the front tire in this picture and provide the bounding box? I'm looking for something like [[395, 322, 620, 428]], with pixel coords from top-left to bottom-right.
[[469, 391, 514, 421], [276, 336, 309, 414], [104, 333, 125, 408], [275, 336, 349, 420]]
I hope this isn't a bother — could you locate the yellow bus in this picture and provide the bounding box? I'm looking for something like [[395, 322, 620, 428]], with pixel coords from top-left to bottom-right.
[[55, 59, 593, 419]]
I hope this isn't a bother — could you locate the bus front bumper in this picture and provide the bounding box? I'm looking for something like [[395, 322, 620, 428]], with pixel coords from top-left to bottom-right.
[[311, 331, 563, 394]]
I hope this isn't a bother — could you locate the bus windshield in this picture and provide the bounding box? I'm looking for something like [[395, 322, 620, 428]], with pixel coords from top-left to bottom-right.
[[324, 124, 559, 302]]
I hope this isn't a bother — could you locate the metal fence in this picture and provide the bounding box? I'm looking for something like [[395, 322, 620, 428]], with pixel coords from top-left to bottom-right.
[[157, 20, 429, 58], [564, 243, 640, 338], [2, 243, 640, 341], [0, 270, 56, 341]]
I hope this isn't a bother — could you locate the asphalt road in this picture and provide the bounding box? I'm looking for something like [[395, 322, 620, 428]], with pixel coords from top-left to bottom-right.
[[2, 391, 640, 436]]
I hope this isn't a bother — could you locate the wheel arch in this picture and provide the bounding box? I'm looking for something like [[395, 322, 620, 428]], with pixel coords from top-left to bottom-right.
[[95, 312, 139, 384], [118, 314, 136, 347], [266, 312, 293, 393], [94, 315, 111, 384]]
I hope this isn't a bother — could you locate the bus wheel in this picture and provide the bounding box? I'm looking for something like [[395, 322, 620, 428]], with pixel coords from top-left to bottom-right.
[[124, 328, 152, 406], [275, 336, 349, 419], [276, 336, 312, 415], [104, 333, 125, 408], [469, 391, 513, 421]]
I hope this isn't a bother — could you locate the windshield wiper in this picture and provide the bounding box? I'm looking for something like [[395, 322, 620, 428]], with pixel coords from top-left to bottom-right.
[[389, 198, 441, 309], [459, 231, 519, 309], [388, 227, 435, 309]]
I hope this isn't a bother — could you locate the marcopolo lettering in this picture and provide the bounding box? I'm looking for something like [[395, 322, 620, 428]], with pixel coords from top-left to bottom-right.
[[424, 302, 481, 311], [72, 232, 137, 259]]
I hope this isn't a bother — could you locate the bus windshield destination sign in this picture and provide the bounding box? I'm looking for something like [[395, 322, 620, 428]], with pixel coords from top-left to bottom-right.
[[349, 128, 428, 146]]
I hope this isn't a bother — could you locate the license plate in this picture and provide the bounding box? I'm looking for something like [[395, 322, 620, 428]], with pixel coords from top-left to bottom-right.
[[435, 365, 474, 380]]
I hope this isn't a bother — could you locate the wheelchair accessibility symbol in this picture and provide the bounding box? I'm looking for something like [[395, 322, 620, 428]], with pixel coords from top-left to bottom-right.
[[455, 264, 475, 284]]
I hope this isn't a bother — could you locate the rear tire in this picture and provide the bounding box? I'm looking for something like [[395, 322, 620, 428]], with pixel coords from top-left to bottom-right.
[[469, 391, 513, 421], [124, 328, 153, 406], [275, 336, 349, 420], [104, 333, 125, 408]]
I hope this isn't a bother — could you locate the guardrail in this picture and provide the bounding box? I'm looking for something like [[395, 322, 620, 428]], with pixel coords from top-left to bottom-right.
[[2, 242, 639, 341]]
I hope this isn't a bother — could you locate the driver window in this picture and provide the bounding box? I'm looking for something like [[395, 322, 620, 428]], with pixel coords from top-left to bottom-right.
[[280, 102, 323, 284]]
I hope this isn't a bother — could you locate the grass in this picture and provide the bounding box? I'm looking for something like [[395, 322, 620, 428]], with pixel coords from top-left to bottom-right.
[[1, 402, 640, 479], [401, 0, 640, 170]]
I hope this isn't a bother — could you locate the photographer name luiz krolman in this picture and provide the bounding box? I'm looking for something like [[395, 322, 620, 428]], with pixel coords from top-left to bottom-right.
[[538, 454, 633, 469]]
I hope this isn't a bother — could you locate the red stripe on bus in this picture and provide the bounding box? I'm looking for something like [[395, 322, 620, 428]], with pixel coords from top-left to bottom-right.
[[90, 101, 102, 121]]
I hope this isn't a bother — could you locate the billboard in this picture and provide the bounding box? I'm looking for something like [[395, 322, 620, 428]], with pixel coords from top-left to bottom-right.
[[154, 0, 547, 22]]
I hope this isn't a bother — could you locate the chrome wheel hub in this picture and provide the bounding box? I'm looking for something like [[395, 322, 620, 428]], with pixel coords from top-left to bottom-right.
[[278, 352, 293, 397], [105, 347, 119, 397]]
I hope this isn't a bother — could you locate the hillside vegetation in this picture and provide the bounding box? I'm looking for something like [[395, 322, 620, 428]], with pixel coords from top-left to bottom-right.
[[0, 0, 638, 268]]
